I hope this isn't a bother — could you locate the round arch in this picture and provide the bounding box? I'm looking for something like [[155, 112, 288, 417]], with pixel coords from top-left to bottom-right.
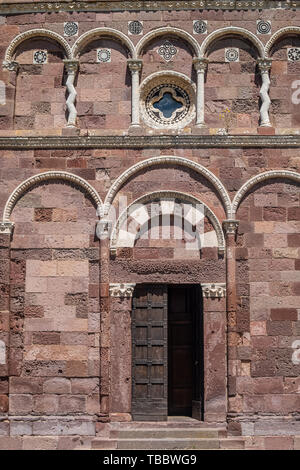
[[232, 170, 300, 217], [110, 190, 226, 255], [265, 26, 300, 56], [103, 155, 232, 218], [136, 27, 201, 58], [3, 29, 72, 65], [3, 171, 103, 222], [200, 26, 265, 58], [72, 28, 136, 59]]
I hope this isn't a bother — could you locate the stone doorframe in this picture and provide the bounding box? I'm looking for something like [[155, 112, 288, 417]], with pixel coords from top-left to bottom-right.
[[109, 282, 227, 424]]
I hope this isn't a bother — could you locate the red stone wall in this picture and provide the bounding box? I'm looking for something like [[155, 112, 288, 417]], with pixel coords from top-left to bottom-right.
[[8, 182, 100, 418], [0, 9, 300, 132]]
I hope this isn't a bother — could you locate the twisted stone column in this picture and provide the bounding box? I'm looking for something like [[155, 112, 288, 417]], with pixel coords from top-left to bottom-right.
[[257, 58, 272, 127], [63, 59, 79, 128], [193, 58, 208, 127], [127, 59, 143, 127]]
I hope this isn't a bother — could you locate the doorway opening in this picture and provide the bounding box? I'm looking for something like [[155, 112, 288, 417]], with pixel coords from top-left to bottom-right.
[[131, 284, 203, 421]]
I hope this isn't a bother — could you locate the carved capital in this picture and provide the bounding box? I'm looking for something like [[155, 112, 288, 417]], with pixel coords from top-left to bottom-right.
[[127, 59, 143, 73], [109, 283, 136, 298], [202, 283, 226, 299], [257, 58, 272, 73], [63, 59, 79, 73], [96, 219, 112, 239], [223, 219, 239, 236], [2, 60, 19, 72], [0, 222, 14, 235], [193, 58, 208, 73]]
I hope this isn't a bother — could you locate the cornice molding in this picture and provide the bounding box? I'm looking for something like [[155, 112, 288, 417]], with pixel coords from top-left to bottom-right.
[[0, 135, 300, 149], [0, 1, 299, 16]]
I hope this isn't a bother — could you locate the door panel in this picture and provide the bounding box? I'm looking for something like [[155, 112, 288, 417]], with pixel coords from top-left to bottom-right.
[[168, 286, 202, 418], [132, 284, 203, 420], [132, 284, 168, 421]]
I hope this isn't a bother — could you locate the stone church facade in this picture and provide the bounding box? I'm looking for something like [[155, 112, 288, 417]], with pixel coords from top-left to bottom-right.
[[0, 0, 300, 450]]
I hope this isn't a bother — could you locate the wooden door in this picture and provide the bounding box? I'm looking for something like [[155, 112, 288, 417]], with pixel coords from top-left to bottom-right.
[[168, 286, 194, 416], [131, 284, 168, 421]]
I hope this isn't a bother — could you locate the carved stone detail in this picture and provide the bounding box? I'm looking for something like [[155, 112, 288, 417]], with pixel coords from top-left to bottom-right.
[[109, 283, 136, 298], [257, 58, 272, 127], [0, 135, 299, 152], [2, 60, 19, 72], [3, 171, 102, 222], [0, 1, 290, 17], [223, 219, 239, 235], [0, 222, 14, 234], [202, 283, 226, 299], [96, 219, 112, 239], [63, 60, 79, 128]]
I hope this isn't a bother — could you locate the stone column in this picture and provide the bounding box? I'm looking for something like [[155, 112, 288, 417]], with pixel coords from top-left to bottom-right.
[[257, 58, 272, 127], [0, 222, 14, 424], [96, 220, 111, 421], [223, 220, 239, 428], [127, 59, 143, 128], [202, 283, 227, 423], [63, 59, 79, 128], [2, 61, 19, 129], [109, 283, 136, 421], [193, 58, 208, 127]]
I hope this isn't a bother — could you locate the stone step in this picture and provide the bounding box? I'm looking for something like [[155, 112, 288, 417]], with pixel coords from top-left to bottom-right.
[[111, 428, 221, 440], [116, 438, 220, 450]]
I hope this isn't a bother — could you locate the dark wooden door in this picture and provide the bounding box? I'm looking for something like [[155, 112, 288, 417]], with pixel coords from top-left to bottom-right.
[[168, 285, 203, 418], [132, 284, 168, 421], [168, 286, 194, 416]]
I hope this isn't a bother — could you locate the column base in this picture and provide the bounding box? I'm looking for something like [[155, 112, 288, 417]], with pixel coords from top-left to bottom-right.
[[62, 126, 80, 136], [257, 126, 275, 135], [192, 125, 209, 135], [128, 125, 143, 135]]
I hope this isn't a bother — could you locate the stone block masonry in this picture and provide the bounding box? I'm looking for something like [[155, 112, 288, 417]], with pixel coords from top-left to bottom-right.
[[0, 1, 300, 450]]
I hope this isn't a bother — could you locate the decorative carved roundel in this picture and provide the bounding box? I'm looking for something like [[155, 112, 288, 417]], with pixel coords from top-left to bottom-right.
[[257, 20, 271, 34], [146, 84, 190, 125], [287, 48, 300, 61], [140, 74, 196, 129], [33, 50, 47, 64], [157, 41, 177, 62], [128, 20, 143, 35], [97, 48, 111, 63], [64, 22, 79, 37], [193, 20, 207, 34], [225, 48, 239, 62]]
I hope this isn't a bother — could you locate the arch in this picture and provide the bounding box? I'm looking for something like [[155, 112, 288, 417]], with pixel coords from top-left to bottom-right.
[[3, 29, 72, 65], [232, 170, 300, 217], [265, 26, 300, 56], [72, 28, 136, 59], [103, 156, 232, 218], [140, 70, 196, 90], [136, 27, 201, 58], [110, 191, 225, 255], [200, 27, 265, 58], [3, 171, 103, 222]]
